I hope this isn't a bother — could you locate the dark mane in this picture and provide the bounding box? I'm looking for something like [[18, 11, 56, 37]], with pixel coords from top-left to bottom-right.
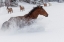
[[29, 6, 39, 14], [25, 6, 40, 17]]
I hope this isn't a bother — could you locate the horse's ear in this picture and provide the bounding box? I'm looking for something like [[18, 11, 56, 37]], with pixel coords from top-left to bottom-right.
[[38, 6, 43, 8], [42, 6, 43, 7], [41, 6, 43, 8], [37, 5, 40, 7]]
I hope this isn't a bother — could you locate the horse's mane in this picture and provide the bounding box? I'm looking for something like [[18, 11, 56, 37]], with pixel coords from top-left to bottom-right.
[[28, 6, 39, 14], [25, 6, 40, 17]]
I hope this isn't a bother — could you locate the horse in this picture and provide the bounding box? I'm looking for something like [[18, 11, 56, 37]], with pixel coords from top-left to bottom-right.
[[19, 5, 24, 11], [1, 6, 48, 29], [44, 3, 47, 7], [7, 7, 13, 14]]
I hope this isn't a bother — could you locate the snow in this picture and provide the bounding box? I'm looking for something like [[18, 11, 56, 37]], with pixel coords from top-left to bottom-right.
[[0, 2, 64, 42]]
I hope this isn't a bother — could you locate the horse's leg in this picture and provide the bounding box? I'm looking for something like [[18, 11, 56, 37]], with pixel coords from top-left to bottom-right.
[[12, 10, 13, 13], [22, 10, 23, 11], [8, 11, 9, 14], [10, 11, 11, 14], [23, 9, 25, 11]]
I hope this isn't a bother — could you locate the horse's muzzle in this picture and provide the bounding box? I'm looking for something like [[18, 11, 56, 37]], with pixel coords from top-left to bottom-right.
[[46, 14, 48, 17]]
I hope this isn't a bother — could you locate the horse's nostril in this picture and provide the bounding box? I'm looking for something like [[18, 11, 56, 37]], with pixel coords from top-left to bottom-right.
[[46, 14, 48, 17]]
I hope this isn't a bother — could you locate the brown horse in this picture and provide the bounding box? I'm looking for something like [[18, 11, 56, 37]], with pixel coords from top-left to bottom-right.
[[19, 5, 24, 11], [44, 3, 47, 7], [7, 7, 13, 14], [1, 6, 48, 29]]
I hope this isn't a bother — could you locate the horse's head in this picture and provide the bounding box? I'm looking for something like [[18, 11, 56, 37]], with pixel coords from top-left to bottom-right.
[[37, 6, 48, 17], [25, 6, 48, 19]]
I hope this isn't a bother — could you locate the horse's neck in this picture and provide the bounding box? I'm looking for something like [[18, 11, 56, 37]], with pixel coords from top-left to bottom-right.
[[29, 11, 39, 19], [31, 13, 39, 19], [24, 9, 40, 19]]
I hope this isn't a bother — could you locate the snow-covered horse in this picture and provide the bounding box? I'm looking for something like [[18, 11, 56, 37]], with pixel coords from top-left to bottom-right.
[[2, 6, 48, 29]]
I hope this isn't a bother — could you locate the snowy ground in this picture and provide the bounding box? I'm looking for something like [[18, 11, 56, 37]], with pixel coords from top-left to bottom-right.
[[0, 2, 64, 42]]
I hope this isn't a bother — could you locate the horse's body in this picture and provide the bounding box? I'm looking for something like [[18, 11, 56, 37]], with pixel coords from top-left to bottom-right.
[[2, 6, 48, 29], [20, 5, 24, 11], [7, 7, 13, 14]]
